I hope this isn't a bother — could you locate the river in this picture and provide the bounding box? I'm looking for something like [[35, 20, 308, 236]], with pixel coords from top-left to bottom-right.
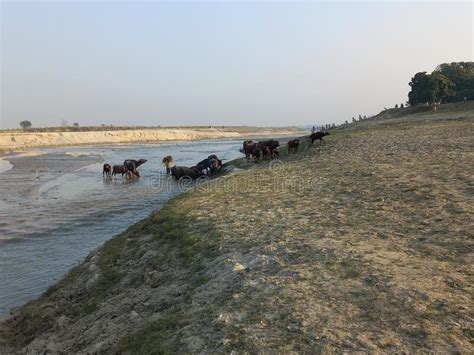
[[0, 139, 243, 317]]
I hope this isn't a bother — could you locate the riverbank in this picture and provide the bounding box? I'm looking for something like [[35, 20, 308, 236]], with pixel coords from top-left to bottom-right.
[[0, 126, 301, 152], [0, 140, 245, 319], [1, 107, 473, 352]]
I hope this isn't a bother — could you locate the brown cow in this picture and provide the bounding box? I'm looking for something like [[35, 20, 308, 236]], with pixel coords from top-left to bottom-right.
[[287, 139, 300, 153]]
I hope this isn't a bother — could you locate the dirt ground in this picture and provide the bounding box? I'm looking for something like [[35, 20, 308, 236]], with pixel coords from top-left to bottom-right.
[[1, 111, 473, 353]]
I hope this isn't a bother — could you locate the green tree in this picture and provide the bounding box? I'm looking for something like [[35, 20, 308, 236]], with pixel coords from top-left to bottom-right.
[[435, 62, 474, 102], [431, 72, 452, 100], [408, 72, 451, 105], [19, 120, 32, 130]]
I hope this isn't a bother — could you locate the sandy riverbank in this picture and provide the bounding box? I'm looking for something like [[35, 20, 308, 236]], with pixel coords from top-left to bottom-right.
[[0, 127, 301, 152], [1, 106, 473, 353]]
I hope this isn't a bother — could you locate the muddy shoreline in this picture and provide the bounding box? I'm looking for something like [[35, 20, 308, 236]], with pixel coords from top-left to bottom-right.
[[0, 139, 250, 320]]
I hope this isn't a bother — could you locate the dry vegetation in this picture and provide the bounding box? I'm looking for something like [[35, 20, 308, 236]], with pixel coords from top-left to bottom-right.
[[1, 106, 473, 353]]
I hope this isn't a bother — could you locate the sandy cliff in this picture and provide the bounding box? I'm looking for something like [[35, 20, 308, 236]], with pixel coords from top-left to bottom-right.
[[0, 127, 299, 151]]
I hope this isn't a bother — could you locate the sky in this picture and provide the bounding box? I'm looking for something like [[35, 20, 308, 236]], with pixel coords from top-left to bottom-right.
[[0, 1, 472, 129]]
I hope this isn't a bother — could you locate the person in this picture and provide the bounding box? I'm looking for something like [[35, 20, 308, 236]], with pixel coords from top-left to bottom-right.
[[311, 126, 316, 133], [162, 155, 173, 174]]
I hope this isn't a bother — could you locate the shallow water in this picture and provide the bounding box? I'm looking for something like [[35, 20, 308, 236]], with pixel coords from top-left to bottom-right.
[[0, 139, 242, 317], [0, 158, 13, 174]]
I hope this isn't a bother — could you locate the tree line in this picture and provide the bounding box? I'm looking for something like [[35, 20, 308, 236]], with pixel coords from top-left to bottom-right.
[[408, 62, 474, 106]]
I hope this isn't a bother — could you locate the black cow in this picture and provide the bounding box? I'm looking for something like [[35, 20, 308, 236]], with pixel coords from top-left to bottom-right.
[[251, 147, 263, 163], [123, 159, 147, 177], [112, 165, 131, 178], [103, 163, 112, 177], [243, 143, 257, 160], [194, 155, 223, 175], [258, 139, 279, 150], [257, 139, 279, 159], [170, 166, 202, 180], [310, 132, 330, 145], [242, 140, 254, 159]]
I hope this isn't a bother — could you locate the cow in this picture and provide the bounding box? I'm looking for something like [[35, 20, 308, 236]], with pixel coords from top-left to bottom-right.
[[240, 140, 254, 159], [262, 145, 273, 160], [243, 143, 257, 160], [258, 139, 279, 150], [207, 155, 223, 175], [194, 155, 223, 175], [242, 140, 255, 160], [310, 132, 330, 145], [123, 159, 147, 177], [257, 139, 280, 158], [251, 147, 263, 163], [170, 166, 202, 180], [103, 163, 112, 177], [287, 139, 300, 154], [112, 165, 131, 178]]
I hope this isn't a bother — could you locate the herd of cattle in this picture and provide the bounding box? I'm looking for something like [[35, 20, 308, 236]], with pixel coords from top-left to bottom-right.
[[102, 159, 148, 178], [102, 155, 223, 180], [102, 131, 330, 180], [241, 131, 330, 163]]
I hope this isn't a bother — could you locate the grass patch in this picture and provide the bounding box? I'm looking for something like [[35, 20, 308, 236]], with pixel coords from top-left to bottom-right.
[[81, 233, 128, 314], [118, 309, 188, 354], [325, 259, 362, 279]]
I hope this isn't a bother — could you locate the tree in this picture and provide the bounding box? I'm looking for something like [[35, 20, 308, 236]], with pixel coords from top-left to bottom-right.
[[73, 122, 79, 127], [408, 72, 452, 105], [19, 120, 32, 129], [435, 62, 474, 102], [431, 72, 452, 101]]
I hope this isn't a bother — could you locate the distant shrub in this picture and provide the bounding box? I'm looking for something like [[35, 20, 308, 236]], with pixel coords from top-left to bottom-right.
[[19, 120, 32, 130]]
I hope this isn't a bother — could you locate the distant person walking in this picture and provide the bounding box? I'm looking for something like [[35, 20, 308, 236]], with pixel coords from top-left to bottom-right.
[[162, 155, 173, 174]]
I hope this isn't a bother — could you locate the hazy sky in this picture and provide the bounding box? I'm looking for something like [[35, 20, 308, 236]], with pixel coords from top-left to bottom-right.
[[1, 1, 472, 129]]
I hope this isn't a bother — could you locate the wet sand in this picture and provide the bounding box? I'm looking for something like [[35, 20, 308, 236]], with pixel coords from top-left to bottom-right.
[[0, 153, 99, 215], [0, 159, 13, 174]]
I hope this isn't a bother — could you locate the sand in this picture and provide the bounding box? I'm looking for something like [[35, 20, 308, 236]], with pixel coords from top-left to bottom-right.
[[0, 127, 300, 151]]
